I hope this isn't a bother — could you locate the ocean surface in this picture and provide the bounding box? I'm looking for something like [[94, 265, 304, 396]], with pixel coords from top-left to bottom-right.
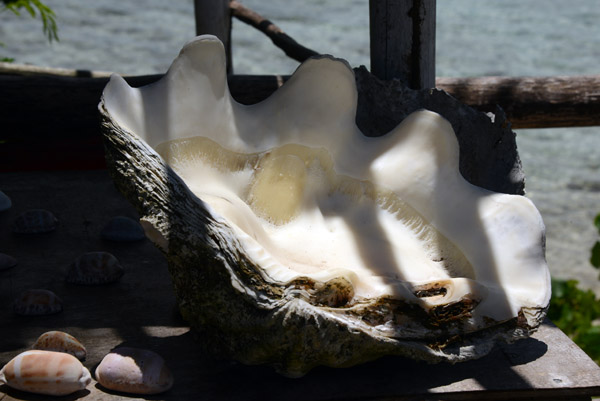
[[1, 0, 599, 292]]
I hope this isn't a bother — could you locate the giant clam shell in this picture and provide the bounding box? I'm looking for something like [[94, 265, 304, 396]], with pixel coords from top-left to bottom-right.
[[12, 209, 58, 234], [0, 350, 91, 396], [99, 35, 551, 376], [95, 347, 173, 395], [66, 251, 124, 285], [13, 289, 63, 316], [32, 331, 87, 360]]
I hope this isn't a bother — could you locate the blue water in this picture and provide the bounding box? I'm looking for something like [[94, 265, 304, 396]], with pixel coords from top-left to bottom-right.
[[1, 0, 599, 291]]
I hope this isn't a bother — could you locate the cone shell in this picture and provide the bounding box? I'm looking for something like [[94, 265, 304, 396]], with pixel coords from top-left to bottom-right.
[[0, 350, 91, 396], [66, 251, 124, 285], [0, 253, 17, 271], [101, 216, 145, 241], [32, 331, 87, 361], [12, 209, 58, 234], [95, 347, 173, 394], [13, 289, 63, 316]]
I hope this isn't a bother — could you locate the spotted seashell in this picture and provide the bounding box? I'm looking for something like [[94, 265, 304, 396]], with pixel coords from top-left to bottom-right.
[[0, 190, 11, 212], [101, 216, 145, 242], [12, 209, 58, 234], [0, 350, 91, 396], [13, 289, 63, 316], [95, 347, 173, 395], [32, 331, 87, 361], [0, 253, 17, 271], [66, 251, 124, 285]]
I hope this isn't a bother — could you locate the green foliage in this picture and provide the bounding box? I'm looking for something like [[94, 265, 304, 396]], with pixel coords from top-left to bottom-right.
[[1, 0, 58, 42], [591, 214, 600, 268], [548, 213, 600, 364]]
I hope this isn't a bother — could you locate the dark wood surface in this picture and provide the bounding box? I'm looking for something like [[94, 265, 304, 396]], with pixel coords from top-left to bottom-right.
[[369, 0, 436, 88], [1, 169, 600, 400]]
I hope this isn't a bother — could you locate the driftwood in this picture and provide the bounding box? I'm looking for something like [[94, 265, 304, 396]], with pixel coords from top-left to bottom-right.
[[436, 75, 600, 129], [229, 0, 319, 63]]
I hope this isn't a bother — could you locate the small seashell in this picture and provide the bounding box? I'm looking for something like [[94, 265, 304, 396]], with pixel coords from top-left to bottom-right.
[[0, 350, 91, 396], [0, 190, 11, 212], [13, 289, 63, 316], [0, 253, 17, 271], [95, 347, 173, 395], [66, 251, 124, 285], [101, 216, 145, 241], [32, 331, 87, 361], [12, 209, 58, 234]]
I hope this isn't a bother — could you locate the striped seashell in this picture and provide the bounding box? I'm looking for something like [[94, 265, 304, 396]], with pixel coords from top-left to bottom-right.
[[0, 190, 11, 212], [0, 252, 17, 271], [95, 347, 173, 395], [66, 251, 124, 285], [12, 209, 58, 234], [32, 331, 87, 361], [101, 216, 145, 242], [0, 350, 91, 396], [13, 289, 63, 316]]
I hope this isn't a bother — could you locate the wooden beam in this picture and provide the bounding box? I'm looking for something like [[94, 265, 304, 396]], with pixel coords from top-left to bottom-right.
[[194, 0, 233, 74], [436, 75, 600, 129], [369, 0, 436, 89]]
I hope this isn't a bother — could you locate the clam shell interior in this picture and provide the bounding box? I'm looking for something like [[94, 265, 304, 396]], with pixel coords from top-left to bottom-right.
[[102, 36, 550, 333]]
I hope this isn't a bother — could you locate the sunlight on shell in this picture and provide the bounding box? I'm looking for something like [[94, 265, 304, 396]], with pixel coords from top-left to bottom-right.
[[12, 209, 58, 234], [0, 350, 91, 396], [32, 331, 87, 360], [101, 216, 145, 241], [95, 347, 173, 395], [13, 289, 63, 316], [66, 251, 124, 285]]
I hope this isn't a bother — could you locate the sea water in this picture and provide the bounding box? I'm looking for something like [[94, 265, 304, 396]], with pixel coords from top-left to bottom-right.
[[1, 0, 599, 292]]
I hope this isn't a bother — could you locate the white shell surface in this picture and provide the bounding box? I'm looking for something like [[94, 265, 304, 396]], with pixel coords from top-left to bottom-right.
[[0, 350, 91, 396], [66, 251, 124, 285], [12, 209, 58, 234], [13, 289, 63, 316], [0, 190, 11, 211], [32, 331, 87, 360], [101, 216, 145, 241], [0, 253, 17, 271], [95, 347, 173, 394]]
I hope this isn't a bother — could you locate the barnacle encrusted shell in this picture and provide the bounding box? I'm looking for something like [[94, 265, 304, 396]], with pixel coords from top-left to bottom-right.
[[0, 350, 91, 396], [99, 35, 551, 377]]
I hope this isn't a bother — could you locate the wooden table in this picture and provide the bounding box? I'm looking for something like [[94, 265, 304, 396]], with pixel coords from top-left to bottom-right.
[[1, 169, 600, 400]]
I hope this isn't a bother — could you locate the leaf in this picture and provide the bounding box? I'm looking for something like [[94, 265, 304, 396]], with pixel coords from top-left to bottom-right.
[[591, 241, 600, 269], [595, 213, 600, 233]]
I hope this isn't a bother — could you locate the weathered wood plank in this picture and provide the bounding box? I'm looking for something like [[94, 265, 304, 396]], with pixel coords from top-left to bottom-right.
[[436, 75, 600, 128], [369, 0, 436, 88], [1, 170, 600, 400]]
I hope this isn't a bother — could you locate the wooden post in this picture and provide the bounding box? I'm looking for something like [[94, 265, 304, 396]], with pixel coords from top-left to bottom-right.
[[369, 0, 436, 89], [194, 0, 233, 74]]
